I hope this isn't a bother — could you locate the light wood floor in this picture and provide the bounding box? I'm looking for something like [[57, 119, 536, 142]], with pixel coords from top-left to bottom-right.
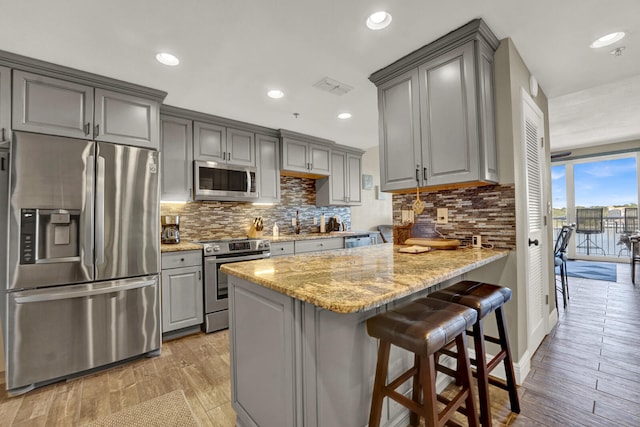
[[0, 262, 638, 426]]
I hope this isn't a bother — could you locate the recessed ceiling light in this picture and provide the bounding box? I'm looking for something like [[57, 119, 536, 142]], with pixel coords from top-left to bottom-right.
[[366, 11, 392, 30], [155, 52, 180, 66], [338, 113, 352, 120], [590, 32, 625, 48], [267, 89, 284, 99]]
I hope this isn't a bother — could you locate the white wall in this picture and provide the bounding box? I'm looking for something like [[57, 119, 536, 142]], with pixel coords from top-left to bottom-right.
[[350, 147, 393, 231]]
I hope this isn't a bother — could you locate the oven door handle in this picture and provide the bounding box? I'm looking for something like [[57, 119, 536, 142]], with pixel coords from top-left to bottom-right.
[[213, 253, 270, 263]]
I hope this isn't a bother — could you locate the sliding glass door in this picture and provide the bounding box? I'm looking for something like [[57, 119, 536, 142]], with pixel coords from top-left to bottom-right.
[[552, 153, 639, 261]]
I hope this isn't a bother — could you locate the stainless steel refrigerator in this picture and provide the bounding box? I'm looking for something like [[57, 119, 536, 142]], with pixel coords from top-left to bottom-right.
[[3, 131, 160, 395]]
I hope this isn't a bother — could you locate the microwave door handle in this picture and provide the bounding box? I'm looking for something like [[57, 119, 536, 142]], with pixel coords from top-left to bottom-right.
[[246, 168, 251, 193], [95, 155, 106, 265], [84, 155, 95, 269]]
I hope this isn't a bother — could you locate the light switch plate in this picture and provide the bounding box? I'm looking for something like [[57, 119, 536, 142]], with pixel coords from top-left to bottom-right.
[[436, 208, 448, 224]]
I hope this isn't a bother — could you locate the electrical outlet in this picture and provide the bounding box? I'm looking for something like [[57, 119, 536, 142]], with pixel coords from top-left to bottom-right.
[[313, 217, 317, 225], [436, 208, 448, 224], [292, 217, 296, 226], [472, 235, 482, 248]]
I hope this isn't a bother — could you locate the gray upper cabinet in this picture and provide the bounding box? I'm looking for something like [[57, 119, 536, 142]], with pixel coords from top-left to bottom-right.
[[160, 115, 193, 202], [194, 121, 225, 161], [12, 70, 94, 140], [370, 19, 499, 192], [376, 70, 421, 192], [94, 88, 159, 149], [316, 147, 363, 206], [227, 128, 255, 166], [256, 133, 280, 203], [280, 130, 332, 177], [0, 66, 10, 149], [194, 121, 254, 166], [12, 70, 162, 149], [347, 153, 362, 204]]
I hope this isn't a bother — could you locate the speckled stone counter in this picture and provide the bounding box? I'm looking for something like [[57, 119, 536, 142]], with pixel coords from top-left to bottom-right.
[[255, 230, 374, 243], [160, 242, 203, 252], [221, 243, 508, 313]]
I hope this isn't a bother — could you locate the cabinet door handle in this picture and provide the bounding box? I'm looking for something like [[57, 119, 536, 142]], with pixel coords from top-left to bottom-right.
[[223, 152, 226, 160], [415, 166, 420, 183], [95, 124, 100, 137], [423, 167, 427, 181], [1, 156, 5, 171], [228, 152, 231, 161], [1, 128, 5, 141], [198, 270, 201, 280]]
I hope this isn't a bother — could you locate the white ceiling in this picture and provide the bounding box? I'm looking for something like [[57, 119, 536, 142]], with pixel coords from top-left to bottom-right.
[[1, 0, 639, 152]]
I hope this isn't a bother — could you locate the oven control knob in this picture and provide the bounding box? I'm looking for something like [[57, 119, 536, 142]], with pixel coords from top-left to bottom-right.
[[205, 247, 214, 254], [212, 245, 221, 252]]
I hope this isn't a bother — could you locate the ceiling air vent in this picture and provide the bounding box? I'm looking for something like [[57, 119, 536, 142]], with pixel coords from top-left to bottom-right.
[[312, 77, 354, 96]]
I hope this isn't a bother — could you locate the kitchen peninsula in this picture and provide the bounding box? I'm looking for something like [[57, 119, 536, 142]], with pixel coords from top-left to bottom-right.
[[221, 244, 508, 427]]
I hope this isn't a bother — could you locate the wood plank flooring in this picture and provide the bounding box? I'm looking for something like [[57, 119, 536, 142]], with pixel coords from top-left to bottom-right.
[[0, 261, 638, 426]]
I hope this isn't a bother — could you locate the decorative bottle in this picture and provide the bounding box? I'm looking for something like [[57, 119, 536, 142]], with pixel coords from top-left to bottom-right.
[[295, 210, 301, 234]]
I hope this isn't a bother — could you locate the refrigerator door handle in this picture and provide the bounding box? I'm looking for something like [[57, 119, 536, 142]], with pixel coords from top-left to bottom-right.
[[96, 155, 106, 265], [13, 278, 157, 303], [84, 155, 95, 268]]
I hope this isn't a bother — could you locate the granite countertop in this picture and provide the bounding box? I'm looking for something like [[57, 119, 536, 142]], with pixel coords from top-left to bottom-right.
[[160, 231, 377, 251], [160, 241, 203, 252], [221, 244, 509, 314], [268, 231, 373, 242]]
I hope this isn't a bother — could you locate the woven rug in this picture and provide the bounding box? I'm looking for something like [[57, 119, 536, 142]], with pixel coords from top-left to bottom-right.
[[85, 390, 199, 427], [564, 260, 617, 282]]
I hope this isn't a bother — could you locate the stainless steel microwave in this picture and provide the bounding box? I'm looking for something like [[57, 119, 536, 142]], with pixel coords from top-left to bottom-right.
[[194, 161, 258, 201]]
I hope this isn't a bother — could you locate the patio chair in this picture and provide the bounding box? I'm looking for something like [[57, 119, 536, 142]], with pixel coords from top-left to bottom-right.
[[554, 224, 575, 309], [631, 235, 640, 285], [575, 208, 605, 256], [617, 208, 638, 257]]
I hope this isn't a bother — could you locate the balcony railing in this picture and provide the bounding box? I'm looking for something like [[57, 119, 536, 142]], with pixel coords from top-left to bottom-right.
[[553, 216, 637, 259]]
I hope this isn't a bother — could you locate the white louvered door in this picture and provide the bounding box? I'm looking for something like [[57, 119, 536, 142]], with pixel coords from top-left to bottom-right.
[[522, 91, 548, 355]]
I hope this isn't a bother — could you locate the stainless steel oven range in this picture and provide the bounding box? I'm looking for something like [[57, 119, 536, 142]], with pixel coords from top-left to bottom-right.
[[199, 238, 271, 332]]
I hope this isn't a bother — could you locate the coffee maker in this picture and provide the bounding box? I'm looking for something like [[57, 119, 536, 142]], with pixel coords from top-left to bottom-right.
[[161, 215, 180, 244]]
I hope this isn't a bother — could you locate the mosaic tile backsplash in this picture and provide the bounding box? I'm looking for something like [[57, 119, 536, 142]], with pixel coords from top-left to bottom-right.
[[161, 176, 351, 241], [392, 184, 516, 249]]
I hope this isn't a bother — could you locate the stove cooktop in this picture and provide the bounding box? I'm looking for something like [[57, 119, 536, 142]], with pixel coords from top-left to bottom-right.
[[199, 237, 270, 256]]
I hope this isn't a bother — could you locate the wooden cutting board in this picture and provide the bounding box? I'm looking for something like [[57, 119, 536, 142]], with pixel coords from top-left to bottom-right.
[[398, 245, 432, 254], [404, 238, 461, 250]]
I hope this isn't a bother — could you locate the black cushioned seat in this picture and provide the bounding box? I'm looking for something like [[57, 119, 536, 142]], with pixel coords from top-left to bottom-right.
[[366, 297, 479, 427], [428, 280, 519, 427]]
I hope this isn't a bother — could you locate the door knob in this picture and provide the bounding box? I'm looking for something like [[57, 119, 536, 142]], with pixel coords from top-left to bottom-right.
[[528, 238, 539, 247]]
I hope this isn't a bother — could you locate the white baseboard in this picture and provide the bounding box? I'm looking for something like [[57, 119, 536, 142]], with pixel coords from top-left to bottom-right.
[[549, 308, 559, 330]]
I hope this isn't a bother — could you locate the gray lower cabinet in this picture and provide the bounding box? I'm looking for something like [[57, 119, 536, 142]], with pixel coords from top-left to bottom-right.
[[161, 251, 203, 333], [229, 276, 420, 427], [371, 19, 499, 192], [160, 115, 193, 201], [256, 133, 280, 202], [12, 70, 160, 149], [294, 237, 343, 254], [280, 130, 332, 177], [0, 66, 11, 149], [270, 241, 294, 257], [316, 147, 363, 206], [194, 121, 255, 166]]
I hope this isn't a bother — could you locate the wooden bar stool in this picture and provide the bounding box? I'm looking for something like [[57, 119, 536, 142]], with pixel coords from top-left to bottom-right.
[[366, 298, 479, 427], [427, 281, 520, 427]]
